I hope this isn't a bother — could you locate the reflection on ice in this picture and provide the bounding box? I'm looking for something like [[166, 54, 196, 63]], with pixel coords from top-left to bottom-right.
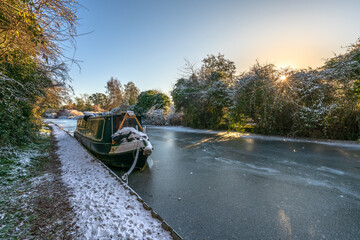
[[147, 157, 154, 169], [184, 137, 216, 148], [278, 209, 292, 238]]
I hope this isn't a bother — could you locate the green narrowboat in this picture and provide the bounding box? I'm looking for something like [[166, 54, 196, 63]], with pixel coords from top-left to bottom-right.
[[74, 111, 153, 169]]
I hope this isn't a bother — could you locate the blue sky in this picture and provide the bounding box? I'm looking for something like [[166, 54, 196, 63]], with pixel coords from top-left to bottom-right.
[[67, 0, 360, 96]]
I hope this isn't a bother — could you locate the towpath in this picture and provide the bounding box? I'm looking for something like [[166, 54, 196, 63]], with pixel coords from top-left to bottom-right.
[[51, 124, 174, 239]]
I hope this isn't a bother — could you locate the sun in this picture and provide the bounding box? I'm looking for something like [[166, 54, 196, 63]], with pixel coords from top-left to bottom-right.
[[279, 75, 287, 81]]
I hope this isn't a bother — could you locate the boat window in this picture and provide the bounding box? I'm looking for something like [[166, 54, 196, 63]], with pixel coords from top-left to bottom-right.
[[77, 119, 89, 132], [85, 118, 104, 140], [123, 118, 136, 128], [114, 116, 124, 131], [114, 116, 142, 131], [81, 119, 86, 128]]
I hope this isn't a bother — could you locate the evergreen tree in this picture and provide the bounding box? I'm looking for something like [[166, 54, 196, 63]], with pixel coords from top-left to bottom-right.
[[133, 90, 170, 115]]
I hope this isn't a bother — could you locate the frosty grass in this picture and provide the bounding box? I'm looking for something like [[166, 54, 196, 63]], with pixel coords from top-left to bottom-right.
[[0, 134, 49, 239]]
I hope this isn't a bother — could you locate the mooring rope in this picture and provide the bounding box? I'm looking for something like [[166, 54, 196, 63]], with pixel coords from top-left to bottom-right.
[[121, 141, 141, 184]]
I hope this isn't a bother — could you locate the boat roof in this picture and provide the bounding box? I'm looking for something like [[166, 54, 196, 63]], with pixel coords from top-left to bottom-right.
[[79, 111, 140, 120]]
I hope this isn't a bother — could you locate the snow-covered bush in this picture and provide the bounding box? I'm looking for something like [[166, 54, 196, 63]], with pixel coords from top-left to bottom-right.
[[0, 73, 39, 145], [232, 48, 360, 139], [166, 105, 183, 125], [145, 107, 167, 125], [143, 105, 183, 126]]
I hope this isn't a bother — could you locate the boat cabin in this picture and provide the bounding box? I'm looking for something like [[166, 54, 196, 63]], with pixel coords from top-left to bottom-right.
[[75, 112, 143, 144]]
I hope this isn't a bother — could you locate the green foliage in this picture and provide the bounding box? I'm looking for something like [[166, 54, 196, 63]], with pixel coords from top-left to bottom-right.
[[0, 55, 71, 146], [232, 62, 297, 135], [354, 79, 360, 99], [172, 54, 235, 129], [89, 93, 107, 109], [0, 57, 50, 145], [0, 0, 78, 64], [73, 94, 92, 111], [0, 0, 78, 146], [133, 90, 170, 115], [74, 97, 85, 111], [200, 53, 237, 86]]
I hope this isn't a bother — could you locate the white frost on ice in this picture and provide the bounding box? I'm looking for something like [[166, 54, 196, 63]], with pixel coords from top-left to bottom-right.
[[214, 157, 280, 175], [245, 163, 280, 173], [317, 166, 345, 176], [51, 125, 171, 239]]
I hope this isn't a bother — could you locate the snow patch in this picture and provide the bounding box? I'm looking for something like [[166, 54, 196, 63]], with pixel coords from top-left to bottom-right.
[[112, 127, 153, 155], [112, 127, 148, 140]]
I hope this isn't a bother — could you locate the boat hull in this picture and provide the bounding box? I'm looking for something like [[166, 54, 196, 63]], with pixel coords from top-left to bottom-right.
[[93, 150, 148, 169], [74, 131, 148, 169]]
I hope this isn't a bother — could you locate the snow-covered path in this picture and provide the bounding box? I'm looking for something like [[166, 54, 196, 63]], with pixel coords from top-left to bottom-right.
[[52, 124, 172, 239]]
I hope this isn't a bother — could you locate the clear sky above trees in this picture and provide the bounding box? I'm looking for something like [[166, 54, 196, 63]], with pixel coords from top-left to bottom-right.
[[67, 0, 360, 96]]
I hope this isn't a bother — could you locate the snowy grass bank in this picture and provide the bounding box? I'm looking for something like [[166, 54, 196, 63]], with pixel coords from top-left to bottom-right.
[[0, 130, 51, 239], [52, 124, 174, 239]]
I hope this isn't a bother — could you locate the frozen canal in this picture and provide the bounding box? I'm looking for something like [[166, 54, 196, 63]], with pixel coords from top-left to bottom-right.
[[126, 127, 360, 240], [48, 120, 360, 239]]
